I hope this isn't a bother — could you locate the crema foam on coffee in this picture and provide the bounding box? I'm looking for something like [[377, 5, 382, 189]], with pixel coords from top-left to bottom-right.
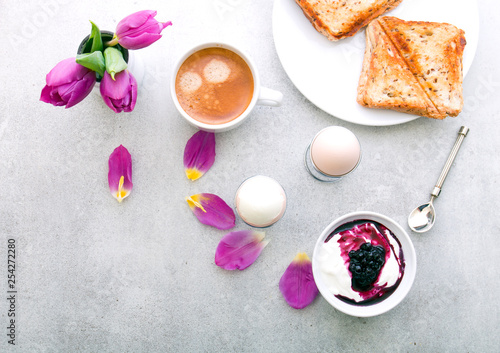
[[175, 47, 254, 125]]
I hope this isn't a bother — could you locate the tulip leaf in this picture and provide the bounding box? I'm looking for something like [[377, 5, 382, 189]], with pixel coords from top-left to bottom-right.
[[104, 47, 128, 80], [76, 51, 105, 77], [89, 20, 103, 53]]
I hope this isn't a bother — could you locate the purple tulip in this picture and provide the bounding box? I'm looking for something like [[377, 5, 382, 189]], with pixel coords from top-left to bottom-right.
[[100, 70, 137, 113], [40, 58, 96, 109], [113, 10, 172, 50]]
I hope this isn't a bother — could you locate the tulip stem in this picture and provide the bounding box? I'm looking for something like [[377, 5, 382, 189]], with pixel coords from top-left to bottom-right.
[[106, 36, 119, 47]]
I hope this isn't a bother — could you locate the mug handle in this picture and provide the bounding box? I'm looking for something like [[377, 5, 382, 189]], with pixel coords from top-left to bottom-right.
[[257, 87, 283, 107]]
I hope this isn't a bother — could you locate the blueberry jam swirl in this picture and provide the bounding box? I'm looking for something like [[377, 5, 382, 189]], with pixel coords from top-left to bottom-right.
[[348, 242, 386, 292], [322, 220, 405, 306]]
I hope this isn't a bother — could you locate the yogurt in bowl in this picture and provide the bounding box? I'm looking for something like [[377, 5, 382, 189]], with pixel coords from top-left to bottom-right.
[[312, 211, 416, 317]]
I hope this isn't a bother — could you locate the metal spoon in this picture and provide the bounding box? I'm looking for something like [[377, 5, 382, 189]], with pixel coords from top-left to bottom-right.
[[408, 126, 469, 233]]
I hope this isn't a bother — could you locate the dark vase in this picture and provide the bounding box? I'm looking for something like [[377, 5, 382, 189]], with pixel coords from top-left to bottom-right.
[[77, 30, 129, 82]]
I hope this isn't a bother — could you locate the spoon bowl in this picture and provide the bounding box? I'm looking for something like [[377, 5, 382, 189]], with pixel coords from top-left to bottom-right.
[[408, 200, 436, 233]]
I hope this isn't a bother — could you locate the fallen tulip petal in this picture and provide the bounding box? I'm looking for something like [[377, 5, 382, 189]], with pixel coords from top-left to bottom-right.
[[215, 230, 269, 270], [186, 193, 235, 230], [279, 253, 319, 309], [183, 131, 216, 181], [108, 145, 133, 202]]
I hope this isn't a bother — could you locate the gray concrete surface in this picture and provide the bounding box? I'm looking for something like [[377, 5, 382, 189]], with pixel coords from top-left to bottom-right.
[[0, 0, 499, 352]]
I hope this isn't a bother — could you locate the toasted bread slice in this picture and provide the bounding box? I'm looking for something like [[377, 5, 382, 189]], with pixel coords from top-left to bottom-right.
[[295, 0, 404, 41], [378, 16, 466, 117], [357, 19, 441, 118]]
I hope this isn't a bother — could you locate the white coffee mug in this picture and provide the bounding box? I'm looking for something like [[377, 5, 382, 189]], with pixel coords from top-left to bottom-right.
[[171, 42, 283, 133]]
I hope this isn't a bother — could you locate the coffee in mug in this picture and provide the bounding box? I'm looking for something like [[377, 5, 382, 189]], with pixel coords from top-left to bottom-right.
[[171, 42, 283, 132], [175, 47, 254, 125]]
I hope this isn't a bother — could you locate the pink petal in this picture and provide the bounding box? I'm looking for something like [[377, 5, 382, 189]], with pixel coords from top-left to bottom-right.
[[183, 131, 216, 181], [279, 253, 319, 309], [117, 32, 163, 51], [45, 58, 92, 86], [186, 193, 235, 230], [215, 230, 269, 270], [116, 10, 158, 36], [65, 71, 97, 108], [108, 145, 133, 202]]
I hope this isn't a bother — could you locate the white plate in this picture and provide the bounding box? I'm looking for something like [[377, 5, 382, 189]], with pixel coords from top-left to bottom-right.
[[272, 0, 479, 126]]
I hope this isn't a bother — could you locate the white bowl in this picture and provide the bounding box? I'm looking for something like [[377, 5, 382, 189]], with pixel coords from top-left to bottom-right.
[[312, 211, 416, 317]]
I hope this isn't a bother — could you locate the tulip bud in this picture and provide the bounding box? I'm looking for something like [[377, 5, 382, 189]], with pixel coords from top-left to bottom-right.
[[100, 70, 137, 113], [109, 10, 172, 50], [40, 57, 96, 109], [104, 47, 128, 80]]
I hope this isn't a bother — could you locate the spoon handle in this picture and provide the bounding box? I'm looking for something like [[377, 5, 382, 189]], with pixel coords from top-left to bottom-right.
[[431, 126, 469, 198]]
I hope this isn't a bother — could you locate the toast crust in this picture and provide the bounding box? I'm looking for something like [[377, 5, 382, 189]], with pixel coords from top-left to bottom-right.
[[357, 16, 466, 119], [378, 16, 466, 117], [357, 20, 441, 118], [295, 0, 404, 41]]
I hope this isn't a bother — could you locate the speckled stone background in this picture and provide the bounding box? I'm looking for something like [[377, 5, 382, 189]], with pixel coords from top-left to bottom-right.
[[0, 0, 499, 352]]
